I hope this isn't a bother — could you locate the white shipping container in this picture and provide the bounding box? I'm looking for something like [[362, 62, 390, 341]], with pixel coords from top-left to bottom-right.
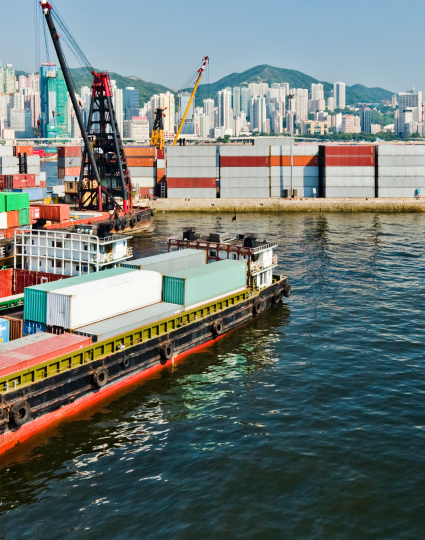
[[166, 167, 218, 178], [377, 177, 425, 188], [0, 167, 19, 174], [27, 166, 41, 175], [166, 146, 217, 157], [46, 270, 162, 329], [0, 157, 18, 167], [220, 167, 269, 179], [270, 166, 319, 177], [166, 157, 217, 167], [26, 155, 41, 166], [0, 213, 7, 229], [128, 167, 157, 178], [220, 177, 270, 188], [324, 187, 375, 198], [377, 156, 425, 166], [220, 187, 270, 199], [0, 147, 13, 157], [271, 186, 317, 198], [378, 187, 419, 197], [377, 145, 425, 156], [378, 166, 425, 177], [270, 177, 319, 188], [156, 159, 165, 169], [322, 166, 375, 177], [219, 145, 269, 157], [324, 177, 375, 187], [270, 145, 319, 156], [133, 178, 156, 188], [167, 188, 216, 199]]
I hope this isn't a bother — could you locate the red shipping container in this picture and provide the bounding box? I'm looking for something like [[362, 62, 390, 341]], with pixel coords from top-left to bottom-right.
[[156, 168, 166, 182], [220, 156, 269, 167], [7, 211, 19, 228], [124, 147, 156, 157], [5, 174, 36, 189], [139, 188, 154, 199], [0, 333, 92, 379], [0, 268, 14, 298], [33, 149, 45, 157], [0, 176, 5, 190], [13, 268, 68, 295], [29, 207, 40, 220], [32, 204, 70, 222], [40, 180, 46, 187], [157, 149, 165, 159], [323, 146, 375, 156], [57, 146, 82, 158], [0, 228, 18, 239], [324, 156, 375, 166], [14, 146, 34, 156], [127, 157, 156, 167], [166, 178, 216, 188]]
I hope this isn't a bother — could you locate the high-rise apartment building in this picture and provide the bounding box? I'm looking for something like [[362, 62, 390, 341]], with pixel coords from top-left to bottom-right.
[[218, 89, 232, 130], [159, 91, 175, 135], [359, 106, 371, 133], [203, 98, 215, 129], [241, 88, 252, 117], [0, 62, 4, 94], [252, 96, 266, 132], [124, 87, 140, 120], [398, 88, 422, 136], [311, 83, 324, 101], [295, 89, 308, 122], [178, 92, 194, 124], [233, 87, 241, 117], [10, 108, 32, 137], [40, 63, 68, 138], [334, 82, 346, 109], [327, 97, 335, 112], [286, 111, 295, 134], [341, 114, 360, 133], [5, 64, 15, 94], [24, 93, 41, 128]]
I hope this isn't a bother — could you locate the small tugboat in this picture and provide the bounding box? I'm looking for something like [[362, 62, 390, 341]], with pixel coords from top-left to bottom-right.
[[0, 229, 290, 455]]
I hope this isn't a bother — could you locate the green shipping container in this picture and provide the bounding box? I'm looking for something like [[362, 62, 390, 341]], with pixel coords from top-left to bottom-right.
[[5, 193, 19, 211], [0, 194, 5, 213], [17, 193, 30, 210], [18, 208, 30, 226], [24, 267, 137, 324], [162, 259, 247, 308]]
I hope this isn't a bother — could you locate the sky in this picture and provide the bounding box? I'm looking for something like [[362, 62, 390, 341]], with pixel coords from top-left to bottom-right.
[[1, 0, 423, 94]]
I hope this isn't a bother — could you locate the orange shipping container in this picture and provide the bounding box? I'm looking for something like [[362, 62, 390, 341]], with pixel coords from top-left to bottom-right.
[[7, 211, 19, 228], [156, 168, 166, 182], [58, 167, 80, 179], [14, 146, 34, 156], [270, 156, 319, 167], [124, 146, 156, 157], [127, 157, 156, 167], [32, 204, 70, 222]]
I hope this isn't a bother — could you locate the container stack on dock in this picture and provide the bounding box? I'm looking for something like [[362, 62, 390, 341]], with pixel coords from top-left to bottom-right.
[[270, 144, 319, 197], [321, 145, 375, 198], [166, 146, 217, 199], [376, 145, 425, 198], [219, 146, 269, 199], [124, 146, 156, 200], [58, 146, 82, 185], [0, 192, 30, 231]]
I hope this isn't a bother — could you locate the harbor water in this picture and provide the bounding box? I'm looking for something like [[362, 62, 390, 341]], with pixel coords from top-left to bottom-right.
[[1, 211, 425, 539]]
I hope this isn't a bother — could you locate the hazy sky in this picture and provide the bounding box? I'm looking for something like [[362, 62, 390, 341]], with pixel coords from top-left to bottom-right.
[[0, 0, 422, 93]]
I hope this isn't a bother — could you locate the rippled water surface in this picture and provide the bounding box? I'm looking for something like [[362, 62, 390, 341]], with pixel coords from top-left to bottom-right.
[[1, 211, 425, 539]]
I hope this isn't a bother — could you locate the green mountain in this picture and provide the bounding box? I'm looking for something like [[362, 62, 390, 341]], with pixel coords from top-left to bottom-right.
[[184, 64, 394, 106]]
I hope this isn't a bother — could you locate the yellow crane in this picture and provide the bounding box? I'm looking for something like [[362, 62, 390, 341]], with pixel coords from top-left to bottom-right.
[[173, 57, 209, 146]]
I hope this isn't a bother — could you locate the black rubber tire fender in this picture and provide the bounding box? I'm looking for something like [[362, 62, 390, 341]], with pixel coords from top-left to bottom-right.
[[122, 357, 130, 369], [115, 219, 123, 231], [253, 299, 264, 316], [130, 216, 138, 228], [4, 242, 13, 256], [121, 217, 129, 229], [136, 212, 143, 222], [272, 291, 283, 304], [282, 282, 291, 298], [160, 341, 175, 361], [212, 319, 224, 336], [93, 367, 109, 388], [11, 400, 31, 426]]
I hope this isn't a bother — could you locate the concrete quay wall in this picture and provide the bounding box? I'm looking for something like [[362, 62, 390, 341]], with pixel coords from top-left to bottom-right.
[[147, 198, 425, 213]]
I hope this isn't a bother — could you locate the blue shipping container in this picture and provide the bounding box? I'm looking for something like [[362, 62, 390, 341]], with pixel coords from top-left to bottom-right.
[[13, 188, 46, 201], [0, 318, 10, 344], [23, 320, 47, 337]]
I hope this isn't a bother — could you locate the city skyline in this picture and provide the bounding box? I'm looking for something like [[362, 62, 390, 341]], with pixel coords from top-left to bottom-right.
[[1, 0, 424, 93]]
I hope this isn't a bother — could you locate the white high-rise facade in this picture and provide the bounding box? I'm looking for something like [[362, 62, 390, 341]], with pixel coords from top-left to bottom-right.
[[5, 64, 15, 95], [295, 89, 308, 122], [398, 88, 422, 136], [232, 87, 241, 117], [0, 62, 4, 94], [252, 96, 266, 132], [218, 89, 232, 130], [334, 82, 346, 109], [159, 91, 175, 134], [203, 98, 215, 129], [113, 88, 124, 137]]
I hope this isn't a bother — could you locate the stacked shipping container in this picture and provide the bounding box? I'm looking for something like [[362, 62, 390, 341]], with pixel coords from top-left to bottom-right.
[[166, 146, 217, 199], [270, 145, 319, 197], [124, 146, 156, 199], [376, 145, 425, 197], [321, 146, 375, 198], [58, 146, 82, 185], [219, 146, 269, 199]]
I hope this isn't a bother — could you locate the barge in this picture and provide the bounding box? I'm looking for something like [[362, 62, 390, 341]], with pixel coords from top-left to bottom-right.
[[0, 230, 290, 455]]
